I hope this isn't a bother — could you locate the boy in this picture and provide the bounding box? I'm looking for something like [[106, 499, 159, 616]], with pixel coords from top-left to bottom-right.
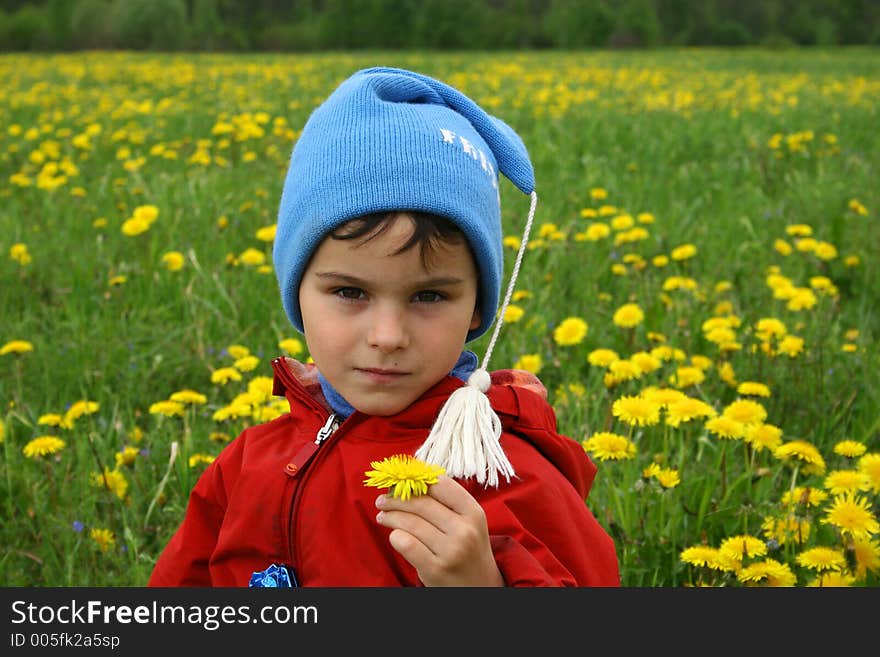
[[148, 67, 619, 587]]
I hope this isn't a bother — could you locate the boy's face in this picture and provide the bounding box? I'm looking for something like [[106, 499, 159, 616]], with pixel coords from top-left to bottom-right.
[[299, 214, 481, 416]]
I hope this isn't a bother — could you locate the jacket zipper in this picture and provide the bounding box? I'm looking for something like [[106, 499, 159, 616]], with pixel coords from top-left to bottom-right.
[[283, 411, 341, 579], [283, 412, 338, 477]]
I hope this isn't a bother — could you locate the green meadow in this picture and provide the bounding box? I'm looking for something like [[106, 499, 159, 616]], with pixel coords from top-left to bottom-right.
[[1, 48, 878, 587]]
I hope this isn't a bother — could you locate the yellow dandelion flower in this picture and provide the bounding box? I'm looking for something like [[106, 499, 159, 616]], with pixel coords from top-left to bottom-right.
[[848, 199, 868, 216], [211, 367, 243, 385], [169, 389, 207, 405], [587, 348, 619, 367], [607, 359, 642, 383], [737, 381, 771, 397], [121, 217, 151, 236], [823, 470, 871, 496], [680, 545, 720, 568], [278, 338, 303, 355], [64, 400, 99, 425], [719, 535, 767, 561], [234, 355, 260, 372], [148, 400, 185, 417], [513, 353, 542, 375], [786, 224, 813, 237], [189, 453, 216, 468], [654, 467, 681, 489], [363, 454, 445, 501], [744, 423, 783, 452], [212, 400, 253, 421], [705, 415, 744, 440], [774, 439, 826, 474], [90, 468, 128, 499], [37, 413, 64, 427], [642, 386, 687, 408], [852, 536, 880, 579], [503, 304, 525, 323], [22, 435, 66, 459], [210, 431, 231, 443], [612, 395, 661, 427], [1, 340, 34, 355], [247, 376, 275, 404], [0, 418, 4, 444], [581, 432, 636, 461], [781, 486, 828, 508], [552, 317, 588, 346], [612, 303, 644, 329], [255, 224, 277, 242], [133, 205, 159, 223], [108, 274, 127, 286], [670, 243, 697, 261], [857, 453, 880, 493], [755, 318, 787, 341], [89, 528, 116, 552], [107, 445, 135, 469], [161, 251, 185, 272], [583, 222, 611, 241], [722, 399, 767, 426], [705, 326, 737, 345], [226, 344, 251, 359], [630, 351, 662, 374], [797, 546, 846, 573], [652, 254, 669, 267], [737, 559, 796, 587], [665, 396, 717, 427], [833, 440, 866, 458], [239, 248, 266, 266], [779, 334, 806, 354], [717, 361, 737, 386], [821, 493, 880, 539], [669, 365, 705, 388], [9, 243, 32, 265], [808, 571, 856, 587]]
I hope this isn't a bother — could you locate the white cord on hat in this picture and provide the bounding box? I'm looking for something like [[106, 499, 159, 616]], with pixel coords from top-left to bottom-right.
[[415, 191, 538, 486]]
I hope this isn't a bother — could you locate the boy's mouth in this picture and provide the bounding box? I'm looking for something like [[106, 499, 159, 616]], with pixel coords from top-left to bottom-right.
[[357, 367, 409, 383]]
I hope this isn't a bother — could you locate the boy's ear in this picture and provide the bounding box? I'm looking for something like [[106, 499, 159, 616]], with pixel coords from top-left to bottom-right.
[[469, 305, 481, 331]]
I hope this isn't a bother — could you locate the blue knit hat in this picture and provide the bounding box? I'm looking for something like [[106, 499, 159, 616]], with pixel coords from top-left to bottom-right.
[[273, 66, 535, 342]]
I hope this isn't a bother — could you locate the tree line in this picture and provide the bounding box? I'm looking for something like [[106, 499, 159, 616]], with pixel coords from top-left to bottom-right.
[[2, 0, 878, 52]]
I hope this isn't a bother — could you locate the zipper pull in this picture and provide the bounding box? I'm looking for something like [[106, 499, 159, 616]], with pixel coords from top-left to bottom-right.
[[315, 413, 338, 444], [284, 413, 338, 478]]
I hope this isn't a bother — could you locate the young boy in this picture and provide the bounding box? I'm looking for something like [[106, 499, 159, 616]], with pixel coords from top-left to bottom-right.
[[148, 67, 619, 587]]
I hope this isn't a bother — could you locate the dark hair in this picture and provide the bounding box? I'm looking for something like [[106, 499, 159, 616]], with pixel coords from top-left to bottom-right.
[[330, 211, 470, 271]]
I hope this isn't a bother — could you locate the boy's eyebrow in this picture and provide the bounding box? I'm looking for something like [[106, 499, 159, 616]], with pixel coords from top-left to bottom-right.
[[313, 271, 466, 287]]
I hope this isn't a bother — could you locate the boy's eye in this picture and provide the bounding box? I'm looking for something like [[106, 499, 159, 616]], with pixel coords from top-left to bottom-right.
[[414, 291, 444, 303], [334, 287, 365, 300]]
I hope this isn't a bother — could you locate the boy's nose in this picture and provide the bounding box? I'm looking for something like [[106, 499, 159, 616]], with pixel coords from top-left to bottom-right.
[[366, 305, 410, 352]]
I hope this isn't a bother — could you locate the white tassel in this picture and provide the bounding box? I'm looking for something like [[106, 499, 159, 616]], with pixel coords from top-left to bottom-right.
[[415, 368, 514, 487], [415, 191, 539, 488]]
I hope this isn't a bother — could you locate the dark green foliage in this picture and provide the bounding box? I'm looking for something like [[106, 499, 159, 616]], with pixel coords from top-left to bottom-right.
[[110, 0, 188, 50], [0, 1, 878, 52]]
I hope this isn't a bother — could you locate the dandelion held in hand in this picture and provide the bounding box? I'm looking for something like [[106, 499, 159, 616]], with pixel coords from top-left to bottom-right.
[[364, 454, 446, 501]]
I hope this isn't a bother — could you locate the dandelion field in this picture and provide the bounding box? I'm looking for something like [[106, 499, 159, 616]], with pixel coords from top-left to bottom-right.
[[1, 49, 878, 587]]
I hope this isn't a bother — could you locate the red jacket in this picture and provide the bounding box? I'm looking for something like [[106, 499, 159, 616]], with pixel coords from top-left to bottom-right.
[[148, 357, 620, 587]]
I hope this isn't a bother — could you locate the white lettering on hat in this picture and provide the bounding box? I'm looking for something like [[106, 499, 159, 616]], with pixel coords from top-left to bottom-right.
[[439, 128, 498, 190], [459, 136, 478, 159]]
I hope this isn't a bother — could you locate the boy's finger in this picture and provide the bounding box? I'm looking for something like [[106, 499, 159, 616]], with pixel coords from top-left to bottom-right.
[[426, 475, 481, 515]]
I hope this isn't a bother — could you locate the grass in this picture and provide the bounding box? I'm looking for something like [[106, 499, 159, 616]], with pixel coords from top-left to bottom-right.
[[1, 47, 878, 587]]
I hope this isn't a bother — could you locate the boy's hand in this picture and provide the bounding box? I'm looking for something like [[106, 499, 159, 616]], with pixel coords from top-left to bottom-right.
[[375, 475, 504, 587]]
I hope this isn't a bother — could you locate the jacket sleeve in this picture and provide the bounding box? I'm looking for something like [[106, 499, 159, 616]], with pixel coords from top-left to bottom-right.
[[477, 385, 621, 587], [477, 459, 620, 587], [147, 439, 241, 586]]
